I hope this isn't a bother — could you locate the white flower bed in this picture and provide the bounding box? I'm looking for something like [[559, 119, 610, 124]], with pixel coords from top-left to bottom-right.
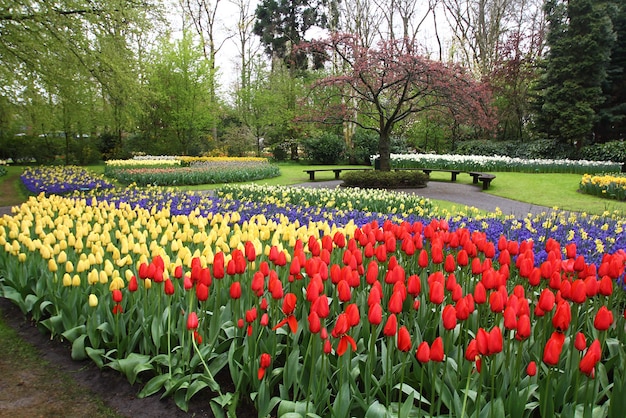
[[371, 153, 622, 173]]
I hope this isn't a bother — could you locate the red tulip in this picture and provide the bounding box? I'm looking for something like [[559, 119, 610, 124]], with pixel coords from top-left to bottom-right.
[[503, 306, 517, 330], [174, 265, 183, 279], [128, 275, 138, 292], [260, 352, 271, 369], [397, 326, 412, 352], [593, 306, 614, 331], [488, 326, 503, 354], [538, 288, 555, 312], [312, 294, 330, 318], [489, 291, 505, 313], [187, 312, 199, 330], [442, 304, 457, 330], [213, 252, 225, 279], [476, 328, 489, 355], [430, 336, 444, 362], [323, 339, 332, 354], [282, 293, 297, 315], [465, 339, 479, 362], [416, 341, 430, 363], [245, 241, 256, 262], [337, 335, 357, 356], [333, 231, 346, 248], [444, 254, 456, 273], [516, 314, 531, 341], [570, 279, 587, 303], [164, 278, 175, 295], [368, 303, 383, 325], [112, 289, 123, 303], [455, 296, 471, 320], [331, 313, 350, 338], [366, 260, 379, 285], [598, 276, 613, 296], [552, 300, 571, 331], [418, 249, 429, 268], [345, 303, 360, 327], [258, 353, 272, 380], [337, 280, 352, 302], [457, 249, 469, 267], [388, 290, 404, 314], [474, 282, 487, 304], [407, 274, 421, 296], [527, 361, 537, 376], [383, 314, 398, 337], [230, 281, 242, 299], [575, 332, 587, 351], [429, 281, 445, 304], [308, 311, 321, 333], [543, 332, 565, 366], [245, 307, 258, 323], [579, 339, 601, 377]]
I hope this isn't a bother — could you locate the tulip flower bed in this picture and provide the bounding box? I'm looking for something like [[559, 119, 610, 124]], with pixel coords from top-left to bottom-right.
[[1, 179, 626, 416], [20, 166, 115, 195], [580, 173, 626, 201], [104, 157, 280, 186], [381, 153, 622, 174]]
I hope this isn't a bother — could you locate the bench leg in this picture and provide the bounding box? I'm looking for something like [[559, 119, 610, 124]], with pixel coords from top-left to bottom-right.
[[308, 172, 315, 180], [333, 170, 341, 179], [451, 172, 458, 182], [482, 179, 492, 190], [471, 176, 479, 184]]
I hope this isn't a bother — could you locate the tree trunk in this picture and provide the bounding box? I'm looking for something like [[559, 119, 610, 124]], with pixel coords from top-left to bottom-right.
[[378, 130, 391, 171]]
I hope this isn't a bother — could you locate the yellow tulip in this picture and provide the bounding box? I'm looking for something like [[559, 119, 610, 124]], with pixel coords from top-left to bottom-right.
[[88, 269, 99, 285], [18, 253, 26, 262], [109, 276, 125, 291], [48, 259, 58, 272], [144, 278, 152, 289], [99, 270, 108, 284], [65, 260, 74, 273], [88, 294, 98, 307], [62, 273, 72, 287], [72, 274, 81, 287]]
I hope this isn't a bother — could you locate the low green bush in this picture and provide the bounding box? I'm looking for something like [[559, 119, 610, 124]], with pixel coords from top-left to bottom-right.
[[302, 132, 346, 164], [341, 169, 428, 188]]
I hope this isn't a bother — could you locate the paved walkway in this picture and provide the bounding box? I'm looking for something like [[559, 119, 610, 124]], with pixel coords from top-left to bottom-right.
[[0, 180, 554, 219], [295, 179, 554, 218]]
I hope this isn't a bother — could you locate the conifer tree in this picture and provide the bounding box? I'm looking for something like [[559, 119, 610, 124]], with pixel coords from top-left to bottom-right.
[[533, 0, 615, 150]]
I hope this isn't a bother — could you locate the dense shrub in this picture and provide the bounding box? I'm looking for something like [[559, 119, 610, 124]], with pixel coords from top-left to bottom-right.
[[580, 141, 626, 171], [302, 132, 346, 164], [350, 130, 379, 165], [455, 139, 577, 160], [341, 169, 428, 188]]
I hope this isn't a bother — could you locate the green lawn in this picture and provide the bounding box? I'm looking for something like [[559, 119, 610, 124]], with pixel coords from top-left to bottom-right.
[[2, 163, 625, 217]]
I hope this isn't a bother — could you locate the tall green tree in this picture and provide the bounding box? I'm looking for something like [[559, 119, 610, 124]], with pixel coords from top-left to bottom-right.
[[0, 0, 159, 159], [533, 0, 615, 149], [595, 0, 626, 142], [253, 0, 328, 72], [141, 32, 216, 156]]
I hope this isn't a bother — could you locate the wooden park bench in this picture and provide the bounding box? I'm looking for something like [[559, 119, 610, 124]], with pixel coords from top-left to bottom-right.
[[394, 168, 462, 182], [304, 168, 373, 180], [469, 172, 497, 190]]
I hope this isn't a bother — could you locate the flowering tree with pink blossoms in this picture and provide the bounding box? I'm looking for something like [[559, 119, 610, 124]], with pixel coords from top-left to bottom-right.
[[301, 33, 497, 170]]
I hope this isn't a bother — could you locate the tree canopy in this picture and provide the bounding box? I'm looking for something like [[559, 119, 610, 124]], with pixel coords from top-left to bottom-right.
[[302, 33, 496, 170]]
